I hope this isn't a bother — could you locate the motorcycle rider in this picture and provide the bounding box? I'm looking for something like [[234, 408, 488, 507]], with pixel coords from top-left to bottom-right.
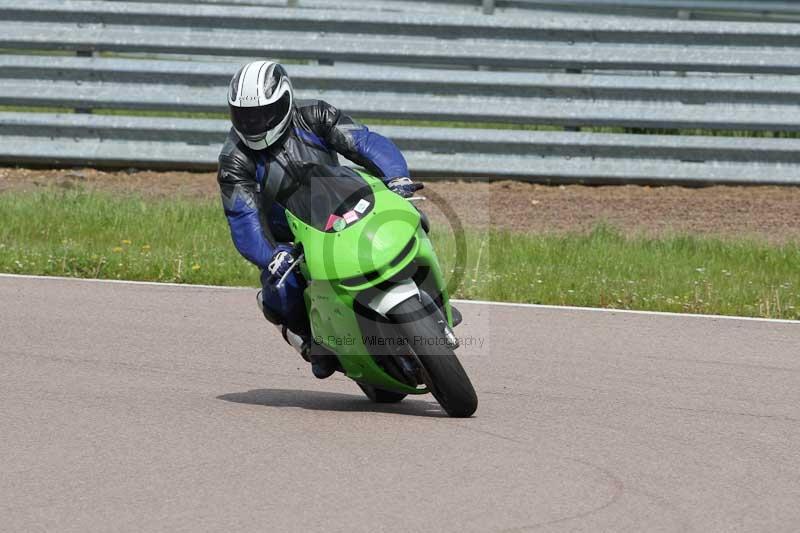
[[218, 60, 422, 379]]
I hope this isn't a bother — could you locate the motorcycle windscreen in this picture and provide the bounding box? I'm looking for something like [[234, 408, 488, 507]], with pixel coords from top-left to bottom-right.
[[279, 164, 375, 232]]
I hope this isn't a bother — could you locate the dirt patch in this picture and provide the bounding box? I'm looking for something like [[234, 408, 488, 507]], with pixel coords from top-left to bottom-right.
[[0, 167, 218, 199], [2, 166, 800, 243], [453, 180, 800, 244]]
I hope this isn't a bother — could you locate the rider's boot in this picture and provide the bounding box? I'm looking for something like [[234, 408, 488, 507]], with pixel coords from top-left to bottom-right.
[[281, 326, 336, 380], [281, 325, 311, 362], [309, 353, 337, 380], [259, 290, 336, 379]]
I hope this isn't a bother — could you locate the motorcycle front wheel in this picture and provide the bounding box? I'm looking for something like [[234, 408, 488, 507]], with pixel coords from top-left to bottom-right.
[[388, 297, 478, 418]]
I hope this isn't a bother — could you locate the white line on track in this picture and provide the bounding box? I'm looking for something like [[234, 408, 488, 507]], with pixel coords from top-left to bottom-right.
[[0, 272, 253, 291], [1, 272, 797, 324], [459, 298, 799, 324]]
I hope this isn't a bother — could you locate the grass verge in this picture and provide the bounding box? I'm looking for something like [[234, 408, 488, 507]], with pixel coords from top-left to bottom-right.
[[0, 189, 798, 320]]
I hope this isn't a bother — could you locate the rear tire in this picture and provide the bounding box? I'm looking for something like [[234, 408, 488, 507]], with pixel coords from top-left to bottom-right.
[[389, 297, 478, 418], [357, 383, 407, 403]]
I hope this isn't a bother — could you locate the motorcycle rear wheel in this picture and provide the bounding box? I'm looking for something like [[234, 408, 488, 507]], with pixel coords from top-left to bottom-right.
[[388, 297, 478, 418]]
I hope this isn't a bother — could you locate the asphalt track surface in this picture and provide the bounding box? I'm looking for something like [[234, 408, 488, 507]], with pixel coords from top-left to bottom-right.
[[2, 276, 799, 532]]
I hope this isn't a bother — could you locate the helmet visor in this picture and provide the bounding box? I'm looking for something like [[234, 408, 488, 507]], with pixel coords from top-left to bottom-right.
[[230, 92, 291, 137]]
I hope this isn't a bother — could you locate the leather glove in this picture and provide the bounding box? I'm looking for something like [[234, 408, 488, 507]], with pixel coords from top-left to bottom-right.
[[386, 177, 423, 198], [266, 245, 297, 282]]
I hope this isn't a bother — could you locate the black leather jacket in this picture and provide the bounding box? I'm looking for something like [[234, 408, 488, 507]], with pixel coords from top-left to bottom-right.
[[217, 99, 408, 269]]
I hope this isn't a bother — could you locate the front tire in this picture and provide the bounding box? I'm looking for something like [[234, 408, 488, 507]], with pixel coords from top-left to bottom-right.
[[357, 383, 407, 403], [388, 297, 478, 418]]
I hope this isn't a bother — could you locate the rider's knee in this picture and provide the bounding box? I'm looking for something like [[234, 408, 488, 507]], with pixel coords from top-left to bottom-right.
[[258, 271, 308, 334]]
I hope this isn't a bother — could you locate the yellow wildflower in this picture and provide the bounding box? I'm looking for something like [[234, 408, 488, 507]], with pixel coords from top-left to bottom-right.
[[121, 239, 132, 245], [112, 246, 123, 253], [191, 264, 201, 271]]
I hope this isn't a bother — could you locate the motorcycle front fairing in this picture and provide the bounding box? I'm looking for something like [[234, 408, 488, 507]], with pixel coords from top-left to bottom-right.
[[279, 166, 452, 393]]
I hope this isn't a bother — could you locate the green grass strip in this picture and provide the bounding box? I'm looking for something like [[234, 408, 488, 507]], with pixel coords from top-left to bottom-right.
[[445, 226, 800, 320], [0, 189, 797, 320]]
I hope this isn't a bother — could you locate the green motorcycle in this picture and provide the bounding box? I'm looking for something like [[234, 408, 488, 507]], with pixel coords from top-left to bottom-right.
[[272, 164, 477, 418]]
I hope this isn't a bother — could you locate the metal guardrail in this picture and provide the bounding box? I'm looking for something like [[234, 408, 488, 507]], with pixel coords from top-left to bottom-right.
[[102, 0, 800, 19], [4, 23, 800, 74], [511, 0, 800, 12], [1, 0, 799, 184], [5, 55, 800, 105], [6, 111, 800, 161], [5, 1, 800, 46], [4, 76, 800, 132], [486, 0, 800, 18], [6, 135, 800, 185]]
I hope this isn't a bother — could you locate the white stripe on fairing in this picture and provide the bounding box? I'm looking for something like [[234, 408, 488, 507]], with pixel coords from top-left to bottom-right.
[[0, 273, 796, 324]]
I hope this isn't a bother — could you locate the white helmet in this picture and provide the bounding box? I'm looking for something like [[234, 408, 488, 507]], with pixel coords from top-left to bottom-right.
[[228, 60, 294, 150]]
